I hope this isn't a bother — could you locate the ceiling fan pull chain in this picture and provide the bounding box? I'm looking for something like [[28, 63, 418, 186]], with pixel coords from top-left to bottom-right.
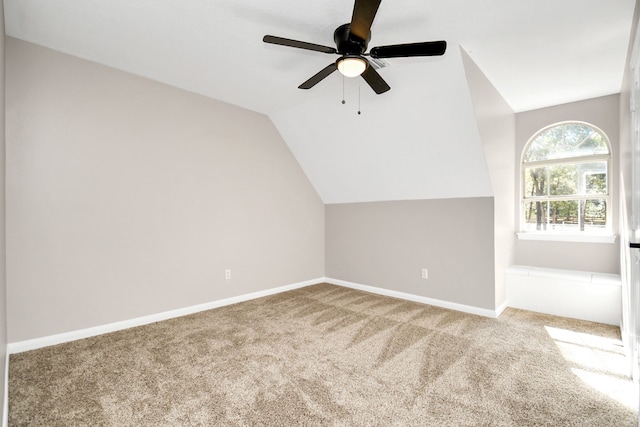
[[342, 73, 346, 105], [358, 80, 361, 115]]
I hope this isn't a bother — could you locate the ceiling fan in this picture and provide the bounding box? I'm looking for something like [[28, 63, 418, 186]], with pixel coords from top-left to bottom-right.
[[263, 0, 446, 95]]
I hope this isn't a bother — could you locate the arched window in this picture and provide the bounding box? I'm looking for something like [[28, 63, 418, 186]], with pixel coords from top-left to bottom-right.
[[521, 121, 611, 235]]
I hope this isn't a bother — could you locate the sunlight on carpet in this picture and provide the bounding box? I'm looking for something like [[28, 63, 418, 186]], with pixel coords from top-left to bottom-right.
[[545, 325, 638, 410], [8, 284, 639, 425]]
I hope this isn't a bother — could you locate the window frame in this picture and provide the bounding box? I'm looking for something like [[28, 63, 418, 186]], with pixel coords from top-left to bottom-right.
[[518, 121, 614, 243]]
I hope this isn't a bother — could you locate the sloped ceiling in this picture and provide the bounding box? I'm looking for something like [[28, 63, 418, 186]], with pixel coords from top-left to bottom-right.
[[4, 0, 636, 203]]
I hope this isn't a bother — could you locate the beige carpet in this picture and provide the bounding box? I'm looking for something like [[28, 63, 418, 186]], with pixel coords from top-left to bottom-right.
[[9, 283, 638, 426]]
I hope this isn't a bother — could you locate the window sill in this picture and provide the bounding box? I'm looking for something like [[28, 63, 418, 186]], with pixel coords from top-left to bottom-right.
[[516, 232, 617, 244]]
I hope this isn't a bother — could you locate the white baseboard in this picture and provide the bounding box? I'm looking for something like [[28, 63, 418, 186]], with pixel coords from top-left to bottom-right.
[[495, 300, 509, 317], [7, 277, 503, 355], [7, 278, 324, 354], [324, 278, 503, 318]]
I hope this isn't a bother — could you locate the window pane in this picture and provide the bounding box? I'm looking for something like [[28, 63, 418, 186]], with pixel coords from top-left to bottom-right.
[[523, 167, 547, 198], [579, 161, 608, 195], [523, 201, 548, 231], [549, 164, 577, 196], [548, 200, 579, 231], [524, 123, 609, 162], [583, 199, 607, 231]]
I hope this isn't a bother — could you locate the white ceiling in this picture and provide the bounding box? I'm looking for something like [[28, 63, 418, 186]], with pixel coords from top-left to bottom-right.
[[4, 0, 636, 203]]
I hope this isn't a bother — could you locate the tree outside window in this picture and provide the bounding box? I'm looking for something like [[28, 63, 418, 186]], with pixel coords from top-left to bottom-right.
[[521, 122, 611, 233]]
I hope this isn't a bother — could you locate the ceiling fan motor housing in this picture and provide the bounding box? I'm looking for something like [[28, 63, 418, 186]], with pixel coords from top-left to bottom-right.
[[334, 23, 369, 55]]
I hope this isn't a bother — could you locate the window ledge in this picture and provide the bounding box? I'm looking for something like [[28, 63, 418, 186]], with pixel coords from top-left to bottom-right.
[[516, 232, 617, 244]]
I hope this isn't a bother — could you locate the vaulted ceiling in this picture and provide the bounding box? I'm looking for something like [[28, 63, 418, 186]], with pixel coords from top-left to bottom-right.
[[4, 0, 636, 203]]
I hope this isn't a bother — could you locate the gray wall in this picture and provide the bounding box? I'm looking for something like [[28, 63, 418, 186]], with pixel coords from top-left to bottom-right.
[[0, 0, 7, 420], [515, 95, 621, 274], [461, 48, 516, 309], [325, 198, 496, 310], [6, 38, 325, 343]]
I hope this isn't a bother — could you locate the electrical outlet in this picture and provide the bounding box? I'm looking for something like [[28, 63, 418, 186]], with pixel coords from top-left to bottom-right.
[[421, 268, 428, 279], [225, 269, 231, 280]]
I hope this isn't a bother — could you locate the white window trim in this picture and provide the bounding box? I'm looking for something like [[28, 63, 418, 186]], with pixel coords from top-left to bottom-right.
[[516, 232, 617, 244]]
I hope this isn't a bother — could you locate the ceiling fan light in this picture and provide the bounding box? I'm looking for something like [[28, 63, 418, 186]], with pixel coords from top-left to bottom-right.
[[337, 56, 367, 77]]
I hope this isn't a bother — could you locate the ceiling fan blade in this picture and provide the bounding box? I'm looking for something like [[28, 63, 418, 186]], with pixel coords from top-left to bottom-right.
[[349, 0, 381, 42], [369, 41, 447, 58], [361, 64, 390, 94], [298, 64, 338, 89], [263, 35, 337, 54]]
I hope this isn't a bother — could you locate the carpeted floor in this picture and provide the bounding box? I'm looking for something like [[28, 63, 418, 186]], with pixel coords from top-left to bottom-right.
[[9, 283, 638, 426]]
